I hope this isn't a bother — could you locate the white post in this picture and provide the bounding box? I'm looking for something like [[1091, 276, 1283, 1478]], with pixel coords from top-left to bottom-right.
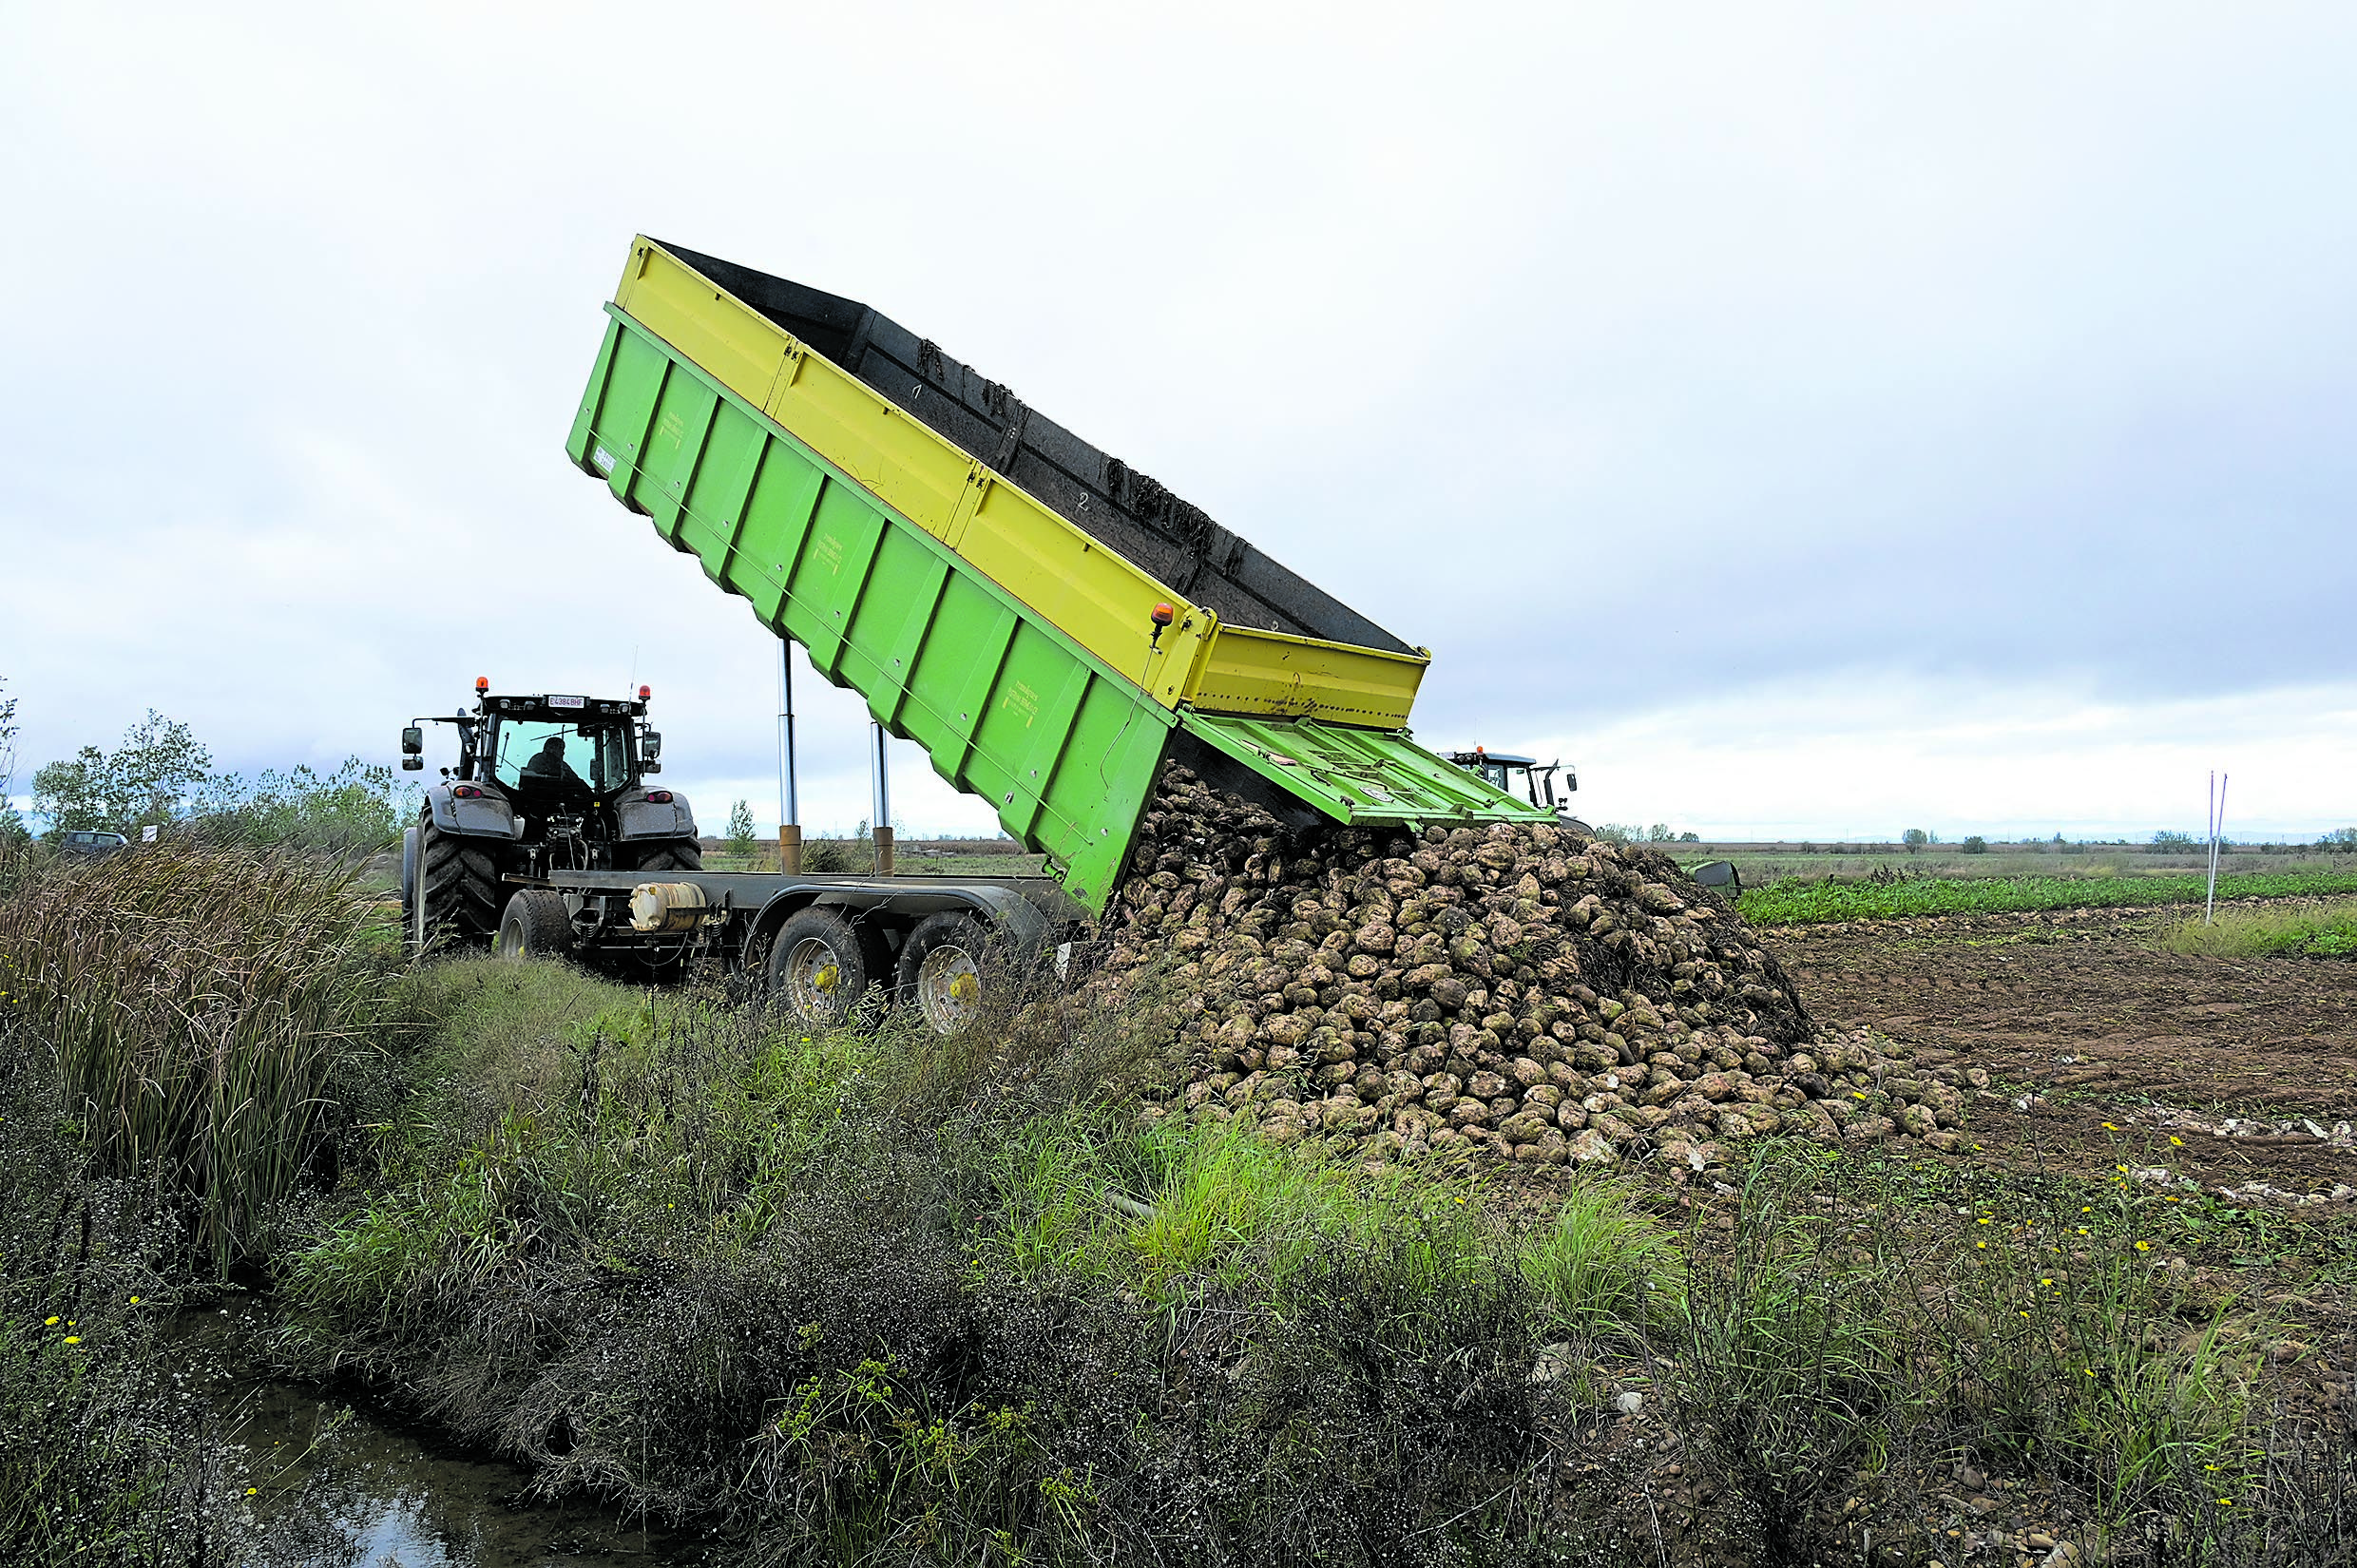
[[2204, 770, 2229, 924]]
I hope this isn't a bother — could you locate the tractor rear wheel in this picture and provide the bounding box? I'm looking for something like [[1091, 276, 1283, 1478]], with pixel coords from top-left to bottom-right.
[[496, 889, 573, 961], [412, 819, 501, 951], [625, 839, 704, 874]]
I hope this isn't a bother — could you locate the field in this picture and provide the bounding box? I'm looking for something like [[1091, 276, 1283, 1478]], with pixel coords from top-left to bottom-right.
[[4, 842, 2352, 1567], [1772, 897, 2357, 1203], [1696, 841, 2357, 894], [1739, 869, 2357, 926]]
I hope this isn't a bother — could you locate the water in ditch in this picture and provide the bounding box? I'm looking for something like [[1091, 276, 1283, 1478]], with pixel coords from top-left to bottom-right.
[[191, 1302, 712, 1567]]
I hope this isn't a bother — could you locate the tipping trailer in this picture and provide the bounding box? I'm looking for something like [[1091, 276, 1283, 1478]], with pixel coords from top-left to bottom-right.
[[531, 238, 1550, 1027]]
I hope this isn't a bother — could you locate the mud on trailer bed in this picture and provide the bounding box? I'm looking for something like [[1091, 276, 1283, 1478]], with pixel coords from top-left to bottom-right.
[[493, 868, 1083, 1036]]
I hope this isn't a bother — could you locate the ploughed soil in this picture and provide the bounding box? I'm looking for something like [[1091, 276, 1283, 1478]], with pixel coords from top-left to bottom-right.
[[1768, 899, 2357, 1201]]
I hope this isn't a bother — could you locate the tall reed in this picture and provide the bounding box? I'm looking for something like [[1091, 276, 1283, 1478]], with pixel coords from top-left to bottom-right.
[[0, 842, 388, 1272]]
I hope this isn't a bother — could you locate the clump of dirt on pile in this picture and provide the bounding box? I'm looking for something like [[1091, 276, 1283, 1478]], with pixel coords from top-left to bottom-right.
[[1080, 764, 1965, 1172]]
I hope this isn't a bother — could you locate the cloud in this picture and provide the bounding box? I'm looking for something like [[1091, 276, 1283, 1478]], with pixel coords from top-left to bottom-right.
[[2, 3, 2351, 842]]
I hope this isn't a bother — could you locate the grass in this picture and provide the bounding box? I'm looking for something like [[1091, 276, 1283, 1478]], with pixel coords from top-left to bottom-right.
[[2160, 901, 2357, 958], [0, 842, 393, 1272], [1662, 1141, 2304, 1558], [0, 1004, 247, 1566], [1739, 869, 2357, 926]]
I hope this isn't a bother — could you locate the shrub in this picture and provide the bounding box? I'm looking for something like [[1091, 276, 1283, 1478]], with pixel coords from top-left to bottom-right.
[[282, 962, 1622, 1564], [1963, 835, 1988, 854]]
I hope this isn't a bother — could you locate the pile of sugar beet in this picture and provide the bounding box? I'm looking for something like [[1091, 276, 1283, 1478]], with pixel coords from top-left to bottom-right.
[[1070, 763, 1969, 1173]]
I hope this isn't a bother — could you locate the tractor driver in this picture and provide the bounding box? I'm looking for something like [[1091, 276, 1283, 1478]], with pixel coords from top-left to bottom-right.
[[519, 736, 587, 794]]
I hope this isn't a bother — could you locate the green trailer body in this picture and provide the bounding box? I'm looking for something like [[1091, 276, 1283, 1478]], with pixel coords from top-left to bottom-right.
[[566, 246, 1548, 914]]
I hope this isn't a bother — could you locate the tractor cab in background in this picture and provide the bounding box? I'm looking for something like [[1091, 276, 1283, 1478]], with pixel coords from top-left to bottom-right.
[[1445, 748, 1591, 834]]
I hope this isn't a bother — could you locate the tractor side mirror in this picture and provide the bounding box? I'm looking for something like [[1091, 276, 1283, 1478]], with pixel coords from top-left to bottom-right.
[[642, 759, 661, 774], [642, 730, 662, 760], [401, 725, 423, 755], [401, 756, 424, 772]]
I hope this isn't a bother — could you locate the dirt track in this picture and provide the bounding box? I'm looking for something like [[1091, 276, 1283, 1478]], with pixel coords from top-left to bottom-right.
[[1769, 900, 2357, 1200]]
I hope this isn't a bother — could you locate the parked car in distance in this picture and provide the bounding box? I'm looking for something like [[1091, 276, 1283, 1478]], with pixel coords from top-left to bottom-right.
[[58, 830, 130, 856]]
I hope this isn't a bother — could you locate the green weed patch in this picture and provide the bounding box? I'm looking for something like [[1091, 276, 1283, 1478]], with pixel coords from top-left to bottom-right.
[[2160, 901, 2357, 959], [1741, 870, 2357, 926]]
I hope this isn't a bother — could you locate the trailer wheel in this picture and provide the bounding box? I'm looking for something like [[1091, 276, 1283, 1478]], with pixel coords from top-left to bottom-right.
[[768, 908, 874, 1029], [413, 820, 500, 951], [895, 912, 995, 1036], [627, 839, 704, 873], [496, 889, 573, 961]]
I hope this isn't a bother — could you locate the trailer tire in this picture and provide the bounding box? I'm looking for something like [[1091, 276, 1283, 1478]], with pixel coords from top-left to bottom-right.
[[895, 912, 997, 1037], [413, 820, 500, 950], [497, 889, 573, 962], [768, 908, 875, 1030], [627, 839, 704, 873]]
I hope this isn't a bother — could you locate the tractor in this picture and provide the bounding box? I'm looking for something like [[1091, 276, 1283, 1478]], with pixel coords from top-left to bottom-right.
[[398, 679, 701, 948], [1446, 748, 1591, 834]]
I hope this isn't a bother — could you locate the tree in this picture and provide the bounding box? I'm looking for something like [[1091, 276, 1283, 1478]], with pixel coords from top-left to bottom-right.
[[1677, 831, 1700, 843], [1593, 823, 1640, 845], [2318, 828, 2357, 849], [725, 798, 757, 862], [33, 711, 214, 836], [201, 757, 409, 851], [1644, 823, 1673, 842], [1902, 829, 1928, 851], [1961, 835, 1988, 854], [2151, 831, 2198, 853], [0, 676, 24, 845]]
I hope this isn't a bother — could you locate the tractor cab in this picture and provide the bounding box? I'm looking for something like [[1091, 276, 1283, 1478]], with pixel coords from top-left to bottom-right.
[[402, 681, 662, 791], [1446, 747, 1591, 834], [1446, 748, 1575, 811]]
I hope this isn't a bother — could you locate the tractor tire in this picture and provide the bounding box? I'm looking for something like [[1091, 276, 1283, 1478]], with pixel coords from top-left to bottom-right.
[[767, 907, 876, 1031], [399, 824, 420, 940], [412, 819, 501, 951], [626, 839, 704, 874], [496, 889, 573, 962], [893, 912, 997, 1037]]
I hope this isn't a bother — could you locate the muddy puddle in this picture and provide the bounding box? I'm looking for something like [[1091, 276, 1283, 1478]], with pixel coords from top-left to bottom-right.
[[187, 1303, 710, 1567]]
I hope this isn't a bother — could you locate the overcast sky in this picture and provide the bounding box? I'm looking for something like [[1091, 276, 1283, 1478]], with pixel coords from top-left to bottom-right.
[[3, 3, 2350, 842]]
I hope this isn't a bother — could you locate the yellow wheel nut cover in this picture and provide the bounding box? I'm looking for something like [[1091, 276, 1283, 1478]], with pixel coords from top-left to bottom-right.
[[949, 971, 980, 1002], [814, 963, 839, 991]]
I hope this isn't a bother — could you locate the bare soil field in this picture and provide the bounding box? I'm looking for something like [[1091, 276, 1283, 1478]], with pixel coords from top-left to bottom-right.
[[1770, 898, 2357, 1202]]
